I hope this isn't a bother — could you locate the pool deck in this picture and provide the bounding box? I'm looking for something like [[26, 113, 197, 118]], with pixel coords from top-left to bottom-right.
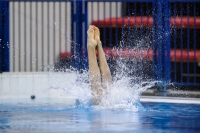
[[0, 96, 200, 105], [0, 72, 200, 105], [140, 96, 200, 104], [142, 88, 200, 98]]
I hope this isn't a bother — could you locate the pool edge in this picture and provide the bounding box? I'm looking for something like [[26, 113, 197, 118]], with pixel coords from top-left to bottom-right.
[[140, 96, 200, 104]]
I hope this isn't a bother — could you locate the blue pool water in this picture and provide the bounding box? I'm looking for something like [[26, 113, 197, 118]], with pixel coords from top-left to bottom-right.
[[0, 101, 200, 133]]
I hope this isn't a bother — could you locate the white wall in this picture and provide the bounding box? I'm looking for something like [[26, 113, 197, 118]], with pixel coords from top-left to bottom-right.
[[9, 2, 71, 72], [9, 1, 122, 72], [0, 72, 77, 99], [88, 2, 121, 26]]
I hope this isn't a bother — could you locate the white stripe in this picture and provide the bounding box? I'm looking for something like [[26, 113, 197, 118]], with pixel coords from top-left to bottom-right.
[[140, 96, 200, 104], [9, 2, 13, 72]]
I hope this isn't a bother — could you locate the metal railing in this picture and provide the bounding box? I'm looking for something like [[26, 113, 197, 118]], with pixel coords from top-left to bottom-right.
[[170, 2, 200, 86]]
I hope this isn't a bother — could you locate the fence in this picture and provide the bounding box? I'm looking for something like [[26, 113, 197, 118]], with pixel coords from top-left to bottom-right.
[[0, 0, 199, 87]]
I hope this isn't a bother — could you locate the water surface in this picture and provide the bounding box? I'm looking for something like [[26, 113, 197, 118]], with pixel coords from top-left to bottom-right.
[[0, 101, 200, 133]]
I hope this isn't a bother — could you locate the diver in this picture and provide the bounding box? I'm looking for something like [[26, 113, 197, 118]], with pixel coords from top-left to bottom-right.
[[87, 25, 112, 105]]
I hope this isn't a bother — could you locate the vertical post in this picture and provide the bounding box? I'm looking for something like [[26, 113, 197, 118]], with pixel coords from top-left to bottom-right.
[[0, 1, 9, 72], [157, 0, 163, 81], [163, 0, 171, 84], [153, 0, 171, 90], [152, 0, 157, 80], [70, 1, 75, 68], [71, 0, 88, 71], [74, 1, 82, 70], [0, 2, 2, 72], [83, 0, 88, 71], [193, 2, 196, 84], [153, 0, 163, 81], [3, 1, 9, 72]]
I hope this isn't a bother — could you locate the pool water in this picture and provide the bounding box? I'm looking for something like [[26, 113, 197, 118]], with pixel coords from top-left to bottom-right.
[[0, 101, 200, 133], [0, 65, 199, 132]]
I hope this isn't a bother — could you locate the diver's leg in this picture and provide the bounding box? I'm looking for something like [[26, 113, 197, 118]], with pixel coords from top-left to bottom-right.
[[97, 41, 112, 89], [87, 25, 102, 104], [94, 26, 112, 90]]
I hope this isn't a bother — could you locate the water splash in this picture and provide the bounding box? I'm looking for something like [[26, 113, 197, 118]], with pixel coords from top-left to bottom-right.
[[46, 27, 156, 111], [46, 53, 155, 112]]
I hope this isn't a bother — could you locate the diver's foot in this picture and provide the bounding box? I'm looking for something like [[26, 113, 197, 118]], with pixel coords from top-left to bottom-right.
[[87, 25, 97, 48], [93, 26, 100, 43]]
